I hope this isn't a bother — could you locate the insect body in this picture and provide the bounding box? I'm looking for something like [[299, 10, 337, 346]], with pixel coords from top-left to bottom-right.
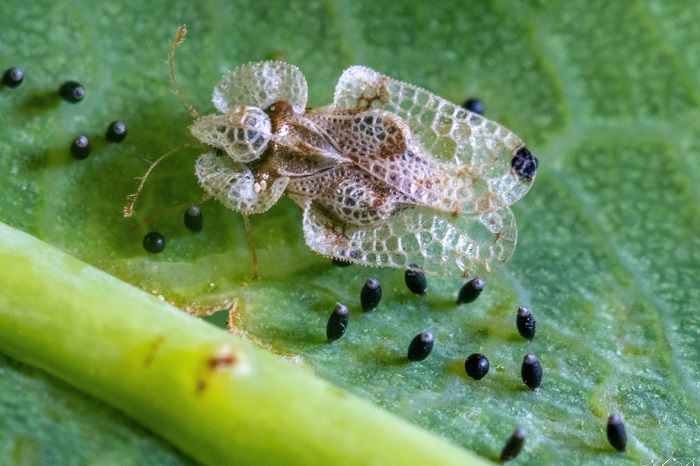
[[189, 61, 536, 277]]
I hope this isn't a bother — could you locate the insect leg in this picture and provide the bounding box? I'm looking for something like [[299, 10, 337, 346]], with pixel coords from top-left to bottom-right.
[[242, 214, 259, 280]]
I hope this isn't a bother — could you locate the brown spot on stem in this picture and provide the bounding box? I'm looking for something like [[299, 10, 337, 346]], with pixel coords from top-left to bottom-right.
[[208, 348, 238, 370], [144, 336, 165, 367], [196, 345, 249, 395]]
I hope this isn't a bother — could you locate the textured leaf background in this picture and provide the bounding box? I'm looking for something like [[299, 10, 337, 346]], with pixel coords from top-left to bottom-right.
[[1, 0, 699, 464]]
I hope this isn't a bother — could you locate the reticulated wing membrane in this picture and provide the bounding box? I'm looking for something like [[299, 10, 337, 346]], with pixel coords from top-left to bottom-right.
[[189, 107, 271, 163], [300, 198, 517, 278], [286, 165, 414, 227], [305, 109, 496, 214], [213, 61, 308, 114], [195, 152, 288, 214], [333, 66, 534, 210]]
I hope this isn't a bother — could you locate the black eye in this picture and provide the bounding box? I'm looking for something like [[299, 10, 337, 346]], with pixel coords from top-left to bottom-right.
[[516, 306, 536, 340], [326, 303, 349, 342], [462, 98, 484, 116], [606, 414, 627, 452], [404, 264, 427, 295], [70, 135, 90, 160], [59, 81, 85, 103], [106, 121, 127, 142], [360, 278, 382, 311], [406, 331, 434, 362], [457, 277, 484, 304], [184, 205, 203, 232], [521, 354, 542, 389], [2, 67, 24, 88], [142, 231, 165, 253], [499, 426, 526, 463], [464, 353, 489, 380]]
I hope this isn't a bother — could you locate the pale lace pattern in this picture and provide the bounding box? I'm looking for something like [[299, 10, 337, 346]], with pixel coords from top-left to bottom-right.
[[189, 107, 271, 163], [195, 152, 289, 214], [213, 61, 308, 114], [333, 66, 531, 210], [190, 61, 536, 277]]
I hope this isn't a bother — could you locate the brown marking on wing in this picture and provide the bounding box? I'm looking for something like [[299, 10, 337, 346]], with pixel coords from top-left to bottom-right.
[[354, 76, 390, 110]]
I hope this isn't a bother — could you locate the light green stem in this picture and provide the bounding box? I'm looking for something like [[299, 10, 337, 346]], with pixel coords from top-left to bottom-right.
[[0, 222, 492, 466]]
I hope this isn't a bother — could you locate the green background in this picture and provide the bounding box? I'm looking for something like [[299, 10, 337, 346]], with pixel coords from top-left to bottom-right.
[[0, 0, 698, 464]]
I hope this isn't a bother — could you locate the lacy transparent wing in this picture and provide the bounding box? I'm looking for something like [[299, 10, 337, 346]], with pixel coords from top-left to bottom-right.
[[286, 165, 413, 227], [195, 152, 289, 214], [299, 197, 517, 277], [332, 66, 534, 210], [189, 107, 272, 163], [304, 109, 502, 214], [213, 61, 308, 114]]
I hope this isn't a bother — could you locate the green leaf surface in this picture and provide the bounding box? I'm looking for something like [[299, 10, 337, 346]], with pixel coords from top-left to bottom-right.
[[1, 0, 698, 464]]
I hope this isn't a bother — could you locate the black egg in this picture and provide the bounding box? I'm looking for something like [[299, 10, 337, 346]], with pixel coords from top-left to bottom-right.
[[499, 426, 526, 463], [516, 306, 536, 340], [521, 354, 542, 389], [326, 303, 349, 342], [464, 353, 489, 380], [2, 67, 24, 87], [70, 135, 91, 160], [462, 98, 484, 116], [184, 205, 203, 232], [143, 231, 165, 253], [404, 264, 427, 295], [407, 331, 434, 362], [106, 121, 127, 142], [360, 278, 382, 311], [457, 277, 484, 304], [511, 146, 538, 181], [59, 81, 85, 103], [606, 414, 627, 452], [331, 258, 352, 267]]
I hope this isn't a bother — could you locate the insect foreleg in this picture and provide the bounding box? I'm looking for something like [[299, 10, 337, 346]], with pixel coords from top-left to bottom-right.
[[242, 214, 259, 280]]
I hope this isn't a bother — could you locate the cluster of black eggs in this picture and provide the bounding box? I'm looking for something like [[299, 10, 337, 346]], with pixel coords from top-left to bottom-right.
[[326, 270, 541, 388], [70, 121, 128, 160], [2, 66, 205, 255], [142, 205, 204, 254], [326, 262, 628, 458], [2, 68, 128, 160], [496, 419, 627, 463], [62, 80, 126, 160]]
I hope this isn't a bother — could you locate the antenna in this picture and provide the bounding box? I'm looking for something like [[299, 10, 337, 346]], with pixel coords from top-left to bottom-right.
[[123, 143, 197, 217], [170, 25, 200, 118], [124, 26, 205, 218]]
